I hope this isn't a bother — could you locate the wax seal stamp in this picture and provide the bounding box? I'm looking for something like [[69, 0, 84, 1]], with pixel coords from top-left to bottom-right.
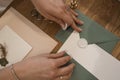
[[78, 38, 88, 48]]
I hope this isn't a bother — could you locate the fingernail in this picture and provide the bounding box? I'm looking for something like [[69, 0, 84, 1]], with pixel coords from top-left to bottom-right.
[[65, 50, 68, 53], [80, 21, 84, 25], [68, 53, 73, 59], [77, 28, 82, 32], [60, 23, 64, 28], [60, 51, 66, 54], [72, 63, 75, 67], [79, 28, 82, 31], [76, 13, 78, 15], [76, 13, 78, 16]]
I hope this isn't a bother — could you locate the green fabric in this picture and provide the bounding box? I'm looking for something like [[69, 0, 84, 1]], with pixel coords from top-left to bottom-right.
[[55, 27, 73, 43], [64, 53, 98, 80], [55, 10, 120, 80]]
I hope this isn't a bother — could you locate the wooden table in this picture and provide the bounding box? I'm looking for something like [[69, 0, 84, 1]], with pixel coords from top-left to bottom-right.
[[8, 0, 120, 60]]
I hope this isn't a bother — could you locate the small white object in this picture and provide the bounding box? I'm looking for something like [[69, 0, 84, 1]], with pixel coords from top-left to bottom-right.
[[59, 76, 63, 79], [62, 23, 68, 30], [78, 38, 88, 48]]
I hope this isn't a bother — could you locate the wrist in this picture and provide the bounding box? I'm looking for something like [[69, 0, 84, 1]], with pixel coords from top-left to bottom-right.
[[13, 62, 26, 80], [0, 66, 14, 80], [10, 64, 21, 80]]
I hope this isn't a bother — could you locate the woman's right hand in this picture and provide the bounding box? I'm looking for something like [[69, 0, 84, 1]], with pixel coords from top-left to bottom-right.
[[14, 51, 75, 80]]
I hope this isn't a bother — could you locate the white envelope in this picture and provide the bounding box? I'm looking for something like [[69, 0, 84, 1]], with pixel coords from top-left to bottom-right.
[[58, 31, 120, 80]]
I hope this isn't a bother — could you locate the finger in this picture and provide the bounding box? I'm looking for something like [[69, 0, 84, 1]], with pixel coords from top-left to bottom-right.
[[40, 11, 66, 29], [70, 9, 78, 17], [45, 14, 65, 29], [47, 6, 81, 32], [48, 7, 73, 26], [47, 10, 68, 29], [55, 56, 71, 67], [46, 13, 66, 29], [72, 14, 84, 25], [44, 12, 65, 28], [57, 63, 75, 76], [62, 10, 73, 26], [55, 70, 73, 80], [62, 0, 66, 3], [48, 11, 68, 30], [63, 9, 81, 32], [48, 51, 65, 59], [35, 53, 50, 58], [67, 71, 73, 78], [48, 16, 63, 26], [71, 22, 82, 32], [46, 6, 75, 30]]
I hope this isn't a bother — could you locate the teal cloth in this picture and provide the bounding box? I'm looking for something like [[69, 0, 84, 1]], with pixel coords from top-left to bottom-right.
[[64, 53, 98, 80], [55, 10, 120, 80]]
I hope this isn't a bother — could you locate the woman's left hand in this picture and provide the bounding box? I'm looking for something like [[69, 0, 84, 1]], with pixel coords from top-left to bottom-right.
[[31, 0, 84, 32]]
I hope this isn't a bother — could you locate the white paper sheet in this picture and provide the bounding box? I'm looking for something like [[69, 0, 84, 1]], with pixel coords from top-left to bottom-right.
[[58, 31, 120, 80], [0, 25, 32, 69], [0, 7, 58, 58]]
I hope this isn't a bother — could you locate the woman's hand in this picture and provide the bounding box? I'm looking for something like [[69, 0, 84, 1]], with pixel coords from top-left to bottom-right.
[[31, 0, 83, 32], [14, 51, 75, 80]]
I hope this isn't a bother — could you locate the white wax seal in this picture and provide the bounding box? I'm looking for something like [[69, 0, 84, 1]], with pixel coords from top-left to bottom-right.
[[78, 38, 88, 48]]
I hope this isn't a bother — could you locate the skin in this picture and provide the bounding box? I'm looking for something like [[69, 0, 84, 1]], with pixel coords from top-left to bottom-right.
[[31, 0, 84, 32], [0, 52, 75, 80], [0, 0, 80, 80]]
